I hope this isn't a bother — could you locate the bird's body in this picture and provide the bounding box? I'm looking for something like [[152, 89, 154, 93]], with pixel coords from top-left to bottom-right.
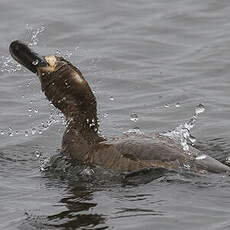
[[9, 40, 230, 175]]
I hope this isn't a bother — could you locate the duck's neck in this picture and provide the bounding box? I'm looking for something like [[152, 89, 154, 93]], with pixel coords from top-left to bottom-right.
[[68, 116, 104, 143], [61, 113, 105, 161]]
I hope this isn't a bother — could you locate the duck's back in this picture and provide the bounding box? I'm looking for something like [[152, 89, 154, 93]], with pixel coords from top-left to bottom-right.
[[85, 134, 230, 174]]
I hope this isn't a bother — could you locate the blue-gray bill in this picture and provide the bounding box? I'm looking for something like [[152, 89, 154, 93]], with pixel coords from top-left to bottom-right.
[[9, 40, 48, 73]]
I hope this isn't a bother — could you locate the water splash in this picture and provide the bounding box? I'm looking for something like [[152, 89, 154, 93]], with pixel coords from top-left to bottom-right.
[[80, 166, 95, 176], [27, 24, 45, 47], [33, 150, 48, 171], [55, 49, 73, 60], [195, 154, 207, 160], [0, 25, 70, 138], [34, 147, 71, 174], [124, 127, 144, 136], [1, 105, 66, 138], [175, 102, 181, 108], [0, 25, 45, 73], [225, 156, 230, 165], [130, 113, 139, 122], [39, 157, 51, 171], [102, 113, 109, 118], [0, 56, 22, 73], [163, 104, 205, 154], [32, 59, 39, 65]]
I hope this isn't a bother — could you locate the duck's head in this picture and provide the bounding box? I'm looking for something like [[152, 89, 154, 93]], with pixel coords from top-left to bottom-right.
[[9, 41, 98, 131]]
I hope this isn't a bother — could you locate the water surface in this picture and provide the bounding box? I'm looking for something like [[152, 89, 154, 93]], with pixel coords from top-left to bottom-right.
[[1, 0, 230, 229]]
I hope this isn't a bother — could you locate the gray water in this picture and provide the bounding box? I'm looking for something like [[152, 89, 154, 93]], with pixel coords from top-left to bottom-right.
[[1, 0, 230, 229]]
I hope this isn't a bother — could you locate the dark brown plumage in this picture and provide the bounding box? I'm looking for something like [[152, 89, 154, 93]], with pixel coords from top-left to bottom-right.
[[9, 41, 230, 174]]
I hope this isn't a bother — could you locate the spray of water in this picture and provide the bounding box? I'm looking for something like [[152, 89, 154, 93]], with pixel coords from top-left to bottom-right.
[[163, 104, 205, 154], [0, 102, 66, 138], [27, 24, 45, 47]]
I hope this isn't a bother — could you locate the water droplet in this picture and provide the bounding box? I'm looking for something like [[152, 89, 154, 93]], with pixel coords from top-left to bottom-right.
[[32, 59, 39, 65], [196, 154, 207, 160], [225, 156, 230, 164], [124, 127, 143, 135], [188, 135, 196, 144], [183, 163, 191, 170], [182, 141, 189, 151], [56, 49, 61, 56], [40, 157, 50, 172], [9, 132, 13, 137], [80, 167, 95, 176], [182, 130, 189, 139], [184, 116, 197, 130], [195, 104, 205, 115], [133, 127, 143, 134], [175, 102, 181, 108], [58, 112, 64, 119], [42, 123, 49, 130], [103, 113, 109, 118], [65, 51, 72, 58], [34, 108, 38, 113], [27, 25, 45, 47], [24, 130, 29, 137], [109, 96, 114, 101], [164, 104, 169, 108], [200, 170, 208, 174], [34, 150, 41, 158], [16, 64, 22, 71], [38, 129, 42, 134], [0, 130, 4, 135], [31, 128, 36, 135], [130, 113, 138, 122]]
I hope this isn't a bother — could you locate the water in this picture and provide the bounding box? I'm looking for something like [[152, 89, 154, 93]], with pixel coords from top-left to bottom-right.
[[163, 104, 205, 152], [1, 0, 230, 229]]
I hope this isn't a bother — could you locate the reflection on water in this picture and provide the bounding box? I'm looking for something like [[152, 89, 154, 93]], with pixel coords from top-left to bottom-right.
[[22, 167, 166, 230], [45, 186, 106, 229], [22, 182, 107, 229]]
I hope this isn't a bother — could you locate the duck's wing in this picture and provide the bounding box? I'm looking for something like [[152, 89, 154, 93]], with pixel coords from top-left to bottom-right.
[[86, 135, 230, 173], [113, 137, 188, 161], [85, 136, 193, 172]]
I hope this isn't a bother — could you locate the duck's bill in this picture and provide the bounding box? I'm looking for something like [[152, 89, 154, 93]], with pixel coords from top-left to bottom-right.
[[9, 40, 48, 73]]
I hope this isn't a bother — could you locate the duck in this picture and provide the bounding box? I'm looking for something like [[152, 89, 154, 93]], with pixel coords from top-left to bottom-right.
[[9, 40, 230, 175]]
